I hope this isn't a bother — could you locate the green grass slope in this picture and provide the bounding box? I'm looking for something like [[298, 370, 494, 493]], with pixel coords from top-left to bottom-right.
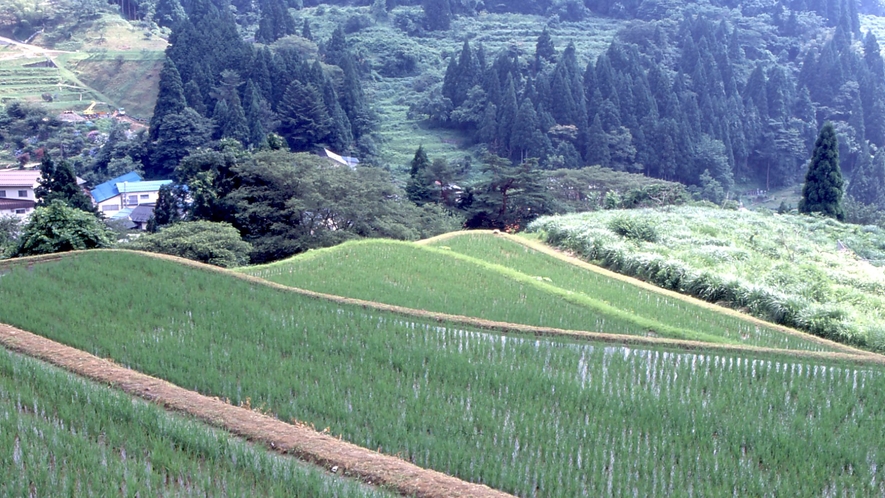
[[529, 207, 885, 352], [244, 238, 840, 352], [0, 346, 392, 498], [1, 251, 884, 496]]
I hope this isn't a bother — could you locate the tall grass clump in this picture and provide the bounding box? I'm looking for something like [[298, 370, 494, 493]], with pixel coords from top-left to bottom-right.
[[529, 207, 885, 352], [0, 347, 394, 498], [245, 239, 836, 351], [1, 252, 884, 496]]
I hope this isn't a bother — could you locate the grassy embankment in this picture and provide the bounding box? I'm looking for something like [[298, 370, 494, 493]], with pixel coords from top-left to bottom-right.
[[244, 236, 845, 352], [1, 251, 884, 496], [529, 206, 885, 352], [0, 346, 394, 497]]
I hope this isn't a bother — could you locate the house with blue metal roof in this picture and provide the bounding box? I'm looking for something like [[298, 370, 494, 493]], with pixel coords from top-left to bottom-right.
[[90, 171, 172, 214]]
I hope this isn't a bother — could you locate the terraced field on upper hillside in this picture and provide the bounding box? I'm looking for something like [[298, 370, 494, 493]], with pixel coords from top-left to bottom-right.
[[2, 250, 883, 496], [244, 234, 854, 353]]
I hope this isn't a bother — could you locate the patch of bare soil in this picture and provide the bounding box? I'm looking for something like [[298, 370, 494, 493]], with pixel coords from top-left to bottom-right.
[[0, 323, 514, 498]]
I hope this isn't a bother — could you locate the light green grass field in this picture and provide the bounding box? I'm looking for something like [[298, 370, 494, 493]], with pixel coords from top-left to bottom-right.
[[1, 251, 884, 496], [244, 237, 842, 351]]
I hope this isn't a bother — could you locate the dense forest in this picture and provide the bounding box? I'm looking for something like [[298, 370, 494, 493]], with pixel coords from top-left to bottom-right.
[[3, 0, 885, 261]]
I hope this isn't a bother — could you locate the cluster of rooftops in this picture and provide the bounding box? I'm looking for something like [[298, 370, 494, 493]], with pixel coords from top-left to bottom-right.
[[1, 149, 357, 226], [0, 169, 171, 229]]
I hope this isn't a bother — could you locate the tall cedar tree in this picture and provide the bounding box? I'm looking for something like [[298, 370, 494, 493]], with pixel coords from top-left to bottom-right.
[[278, 80, 331, 151], [535, 27, 556, 69], [406, 145, 435, 205], [35, 155, 96, 214], [800, 122, 845, 220], [149, 58, 187, 141]]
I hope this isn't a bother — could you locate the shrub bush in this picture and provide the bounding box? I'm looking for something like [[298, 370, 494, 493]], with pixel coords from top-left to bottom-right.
[[607, 215, 658, 242]]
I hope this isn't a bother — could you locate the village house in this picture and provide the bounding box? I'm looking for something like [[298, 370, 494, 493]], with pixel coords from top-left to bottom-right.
[[0, 168, 86, 219], [91, 172, 172, 214]]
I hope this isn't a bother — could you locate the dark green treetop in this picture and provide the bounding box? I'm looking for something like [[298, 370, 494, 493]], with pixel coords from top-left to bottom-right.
[[35, 155, 96, 214], [799, 122, 845, 220], [14, 201, 114, 257]]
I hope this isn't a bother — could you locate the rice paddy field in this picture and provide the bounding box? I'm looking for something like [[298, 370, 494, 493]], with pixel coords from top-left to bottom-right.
[[244, 237, 842, 352], [2, 251, 884, 496], [0, 345, 394, 497], [529, 207, 885, 352]]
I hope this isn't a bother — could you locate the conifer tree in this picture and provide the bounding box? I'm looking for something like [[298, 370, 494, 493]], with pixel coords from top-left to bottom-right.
[[184, 79, 207, 115], [243, 81, 268, 147], [35, 155, 96, 214], [847, 143, 885, 206], [406, 145, 435, 205], [154, 0, 186, 28], [534, 27, 556, 69], [278, 80, 331, 151], [585, 114, 610, 167], [255, 0, 296, 43], [150, 58, 187, 141], [800, 122, 845, 220], [511, 98, 542, 162], [214, 95, 250, 145]]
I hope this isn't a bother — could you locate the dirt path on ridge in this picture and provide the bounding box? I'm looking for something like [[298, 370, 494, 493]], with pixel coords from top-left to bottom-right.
[[0, 323, 514, 498]]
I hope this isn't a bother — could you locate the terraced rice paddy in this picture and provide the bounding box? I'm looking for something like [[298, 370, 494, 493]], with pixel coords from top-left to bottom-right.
[[1, 251, 883, 496], [245, 237, 843, 352], [0, 346, 394, 497]]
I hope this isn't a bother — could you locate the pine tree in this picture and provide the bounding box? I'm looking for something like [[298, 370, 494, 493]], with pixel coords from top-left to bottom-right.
[[800, 122, 845, 220], [322, 78, 354, 151], [255, 0, 296, 43], [511, 98, 541, 162], [154, 0, 186, 28], [184, 79, 207, 115], [215, 94, 250, 145], [496, 75, 519, 156]]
